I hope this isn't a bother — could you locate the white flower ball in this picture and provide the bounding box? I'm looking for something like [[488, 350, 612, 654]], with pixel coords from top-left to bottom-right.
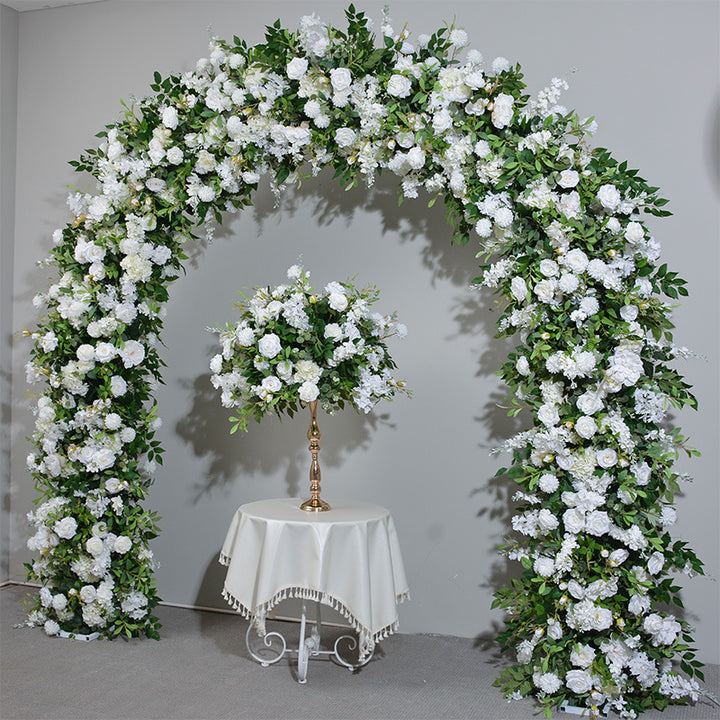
[[558, 273, 580, 294], [538, 473, 559, 493], [44, 619, 60, 636], [475, 218, 493, 238]]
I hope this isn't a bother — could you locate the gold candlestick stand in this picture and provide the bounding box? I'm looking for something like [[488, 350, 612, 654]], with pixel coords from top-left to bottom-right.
[[300, 400, 331, 512]]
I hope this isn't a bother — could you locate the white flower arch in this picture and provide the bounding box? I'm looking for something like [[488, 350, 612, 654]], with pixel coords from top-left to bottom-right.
[[24, 6, 705, 717]]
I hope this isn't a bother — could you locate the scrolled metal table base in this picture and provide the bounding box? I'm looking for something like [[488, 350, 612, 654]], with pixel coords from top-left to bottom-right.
[[245, 601, 373, 683]]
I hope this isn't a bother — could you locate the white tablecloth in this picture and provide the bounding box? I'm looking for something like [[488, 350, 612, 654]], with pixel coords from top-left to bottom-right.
[[219, 498, 409, 658]]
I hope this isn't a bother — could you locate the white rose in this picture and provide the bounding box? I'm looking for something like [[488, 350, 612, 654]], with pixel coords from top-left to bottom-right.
[[298, 381, 319, 403], [563, 248, 589, 274], [161, 106, 178, 129], [110, 375, 127, 397], [276, 359, 294, 382], [546, 618, 563, 640], [585, 510, 610, 536], [286, 56, 308, 80], [510, 276, 527, 302], [558, 170, 579, 188], [387, 74, 412, 98], [51, 593, 67, 611], [565, 669, 593, 694], [538, 403, 560, 427], [95, 342, 116, 363], [86, 536, 105, 557], [491, 93, 515, 129], [76, 344, 95, 363], [608, 549, 629, 567], [575, 416, 597, 439], [335, 127, 357, 148], [533, 556, 555, 577], [120, 340, 145, 368], [570, 644, 595, 668], [620, 304, 639, 322], [647, 551, 665, 575], [328, 292, 348, 312], [330, 67, 352, 92], [54, 517, 77, 539], [568, 580, 585, 600], [114, 535, 132, 554], [577, 391, 604, 415], [625, 221, 645, 243], [515, 356, 530, 376], [258, 333, 282, 359], [563, 508, 585, 534], [166, 146, 183, 165], [261, 376, 282, 395], [631, 461, 652, 486], [597, 184, 621, 211], [539, 259, 559, 277], [324, 323, 342, 341], [596, 448, 618, 468], [534, 279, 557, 304]]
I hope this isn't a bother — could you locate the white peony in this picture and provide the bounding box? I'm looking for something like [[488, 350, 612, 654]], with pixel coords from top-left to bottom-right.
[[491, 93, 514, 129], [516, 355, 530, 376], [120, 340, 145, 368], [558, 170, 579, 188]]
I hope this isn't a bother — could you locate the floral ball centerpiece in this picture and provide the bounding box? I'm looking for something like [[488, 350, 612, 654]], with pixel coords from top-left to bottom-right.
[[210, 265, 409, 508]]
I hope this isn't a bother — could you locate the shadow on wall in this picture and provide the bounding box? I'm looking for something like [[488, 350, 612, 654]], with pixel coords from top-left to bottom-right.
[[176, 166, 527, 622], [176, 369, 389, 503]]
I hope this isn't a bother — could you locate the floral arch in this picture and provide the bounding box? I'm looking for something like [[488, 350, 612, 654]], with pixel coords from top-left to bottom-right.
[[23, 6, 705, 718]]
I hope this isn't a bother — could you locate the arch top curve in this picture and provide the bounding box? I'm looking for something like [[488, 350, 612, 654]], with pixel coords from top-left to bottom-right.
[[23, 6, 703, 717]]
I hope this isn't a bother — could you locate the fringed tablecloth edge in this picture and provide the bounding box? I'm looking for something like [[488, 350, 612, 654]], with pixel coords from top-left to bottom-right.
[[221, 584, 410, 661]]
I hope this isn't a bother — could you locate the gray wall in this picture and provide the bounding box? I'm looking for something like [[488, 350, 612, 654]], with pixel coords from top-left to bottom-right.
[[4, 0, 719, 662], [1, 3, 19, 583]]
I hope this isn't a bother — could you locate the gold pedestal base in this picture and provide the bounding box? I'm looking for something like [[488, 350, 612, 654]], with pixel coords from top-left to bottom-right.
[[300, 497, 331, 512], [300, 400, 331, 513]]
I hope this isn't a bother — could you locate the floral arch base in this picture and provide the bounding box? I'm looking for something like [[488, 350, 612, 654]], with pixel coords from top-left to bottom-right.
[[24, 6, 705, 718]]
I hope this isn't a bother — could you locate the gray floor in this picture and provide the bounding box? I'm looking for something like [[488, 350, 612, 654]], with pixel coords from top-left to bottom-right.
[[1, 584, 718, 720]]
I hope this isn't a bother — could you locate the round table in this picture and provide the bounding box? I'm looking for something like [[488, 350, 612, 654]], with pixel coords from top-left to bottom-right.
[[219, 497, 409, 682]]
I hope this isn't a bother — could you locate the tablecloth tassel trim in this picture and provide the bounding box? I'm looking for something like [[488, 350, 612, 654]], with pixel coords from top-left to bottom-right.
[[221, 584, 408, 651]]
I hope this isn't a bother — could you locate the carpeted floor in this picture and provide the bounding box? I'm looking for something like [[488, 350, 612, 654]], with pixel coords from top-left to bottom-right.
[[1, 584, 717, 720]]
